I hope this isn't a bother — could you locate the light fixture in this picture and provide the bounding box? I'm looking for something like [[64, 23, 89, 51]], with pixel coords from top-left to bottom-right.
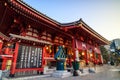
[[14, 19, 17, 23], [7, 43, 11, 46], [95, 47, 97, 50], [28, 25, 31, 28], [33, 43, 35, 45], [62, 45, 65, 48], [82, 52, 85, 55], [71, 59, 74, 62], [0, 40, 2, 43], [2, 38, 4, 40], [18, 40, 21, 43], [46, 46, 49, 50], [71, 53, 74, 55], [4, 3, 7, 6], [66, 58, 68, 61], [90, 53, 93, 57], [50, 49, 52, 53]]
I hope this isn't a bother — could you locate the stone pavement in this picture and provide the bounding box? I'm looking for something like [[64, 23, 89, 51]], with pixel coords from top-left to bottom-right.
[[2, 65, 118, 80]]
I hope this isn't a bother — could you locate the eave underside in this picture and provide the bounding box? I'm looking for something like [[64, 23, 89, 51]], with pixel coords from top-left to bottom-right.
[[62, 26, 109, 46]]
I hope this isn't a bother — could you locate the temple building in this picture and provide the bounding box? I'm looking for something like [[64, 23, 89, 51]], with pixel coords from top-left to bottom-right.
[[0, 0, 109, 77]]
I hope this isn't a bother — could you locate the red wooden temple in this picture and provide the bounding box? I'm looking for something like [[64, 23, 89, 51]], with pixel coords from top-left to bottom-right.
[[0, 0, 109, 77]]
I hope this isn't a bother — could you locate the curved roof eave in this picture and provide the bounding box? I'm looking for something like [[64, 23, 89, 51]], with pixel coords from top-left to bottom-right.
[[8, 0, 60, 27], [61, 19, 110, 45], [7, 0, 109, 45]]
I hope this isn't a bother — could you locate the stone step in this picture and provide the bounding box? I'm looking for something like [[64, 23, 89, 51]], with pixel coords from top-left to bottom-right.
[[52, 70, 72, 78]]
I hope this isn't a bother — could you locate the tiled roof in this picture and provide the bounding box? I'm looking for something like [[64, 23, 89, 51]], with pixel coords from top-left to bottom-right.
[[60, 18, 82, 26], [18, 0, 60, 25], [61, 19, 110, 44], [7, 0, 109, 45]]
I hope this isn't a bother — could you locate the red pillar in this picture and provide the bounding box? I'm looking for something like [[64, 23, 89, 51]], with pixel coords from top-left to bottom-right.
[[93, 52, 96, 64], [85, 50, 88, 65], [101, 54, 103, 64], [42, 47, 46, 67], [4, 48, 10, 54], [0, 41, 3, 53], [72, 38, 76, 60], [98, 54, 102, 64], [0, 41, 6, 70], [10, 42, 19, 76], [1, 58, 7, 70]]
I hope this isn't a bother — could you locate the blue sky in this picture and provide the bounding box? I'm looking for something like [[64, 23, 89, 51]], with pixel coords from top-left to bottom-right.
[[24, 0, 120, 40]]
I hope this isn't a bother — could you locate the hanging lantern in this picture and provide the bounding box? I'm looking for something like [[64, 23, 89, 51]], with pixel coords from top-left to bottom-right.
[[7, 43, 11, 47], [82, 51, 85, 55], [90, 53, 93, 57], [71, 53, 74, 55], [71, 59, 74, 62], [0, 40, 3, 43], [46, 46, 49, 50], [66, 58, 68, 61], [33, 42, 35, 45], [18, 40, 21, 43], [45, 45, 52, 54], [49, 49, 52, 54], [4, 3, 7, 6], [62, 45, 65, 48], [13, 19, 17, 23], [28, 25, 31, 28]]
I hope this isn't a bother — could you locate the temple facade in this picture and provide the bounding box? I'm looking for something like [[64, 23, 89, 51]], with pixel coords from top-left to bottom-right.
[[0, 0, 109, 77]]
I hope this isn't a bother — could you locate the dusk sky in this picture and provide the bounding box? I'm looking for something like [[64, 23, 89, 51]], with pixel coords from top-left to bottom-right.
[[24, 0, 120, 41]]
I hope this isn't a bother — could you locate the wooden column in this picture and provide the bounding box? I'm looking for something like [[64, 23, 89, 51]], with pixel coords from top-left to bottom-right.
[[0, 41, 6, 70], [10, 42, 19, 77], [72, 37, 76, 60], [85, 50, 88, 65], [98, 54, 102, 64], [42, 47, 46, 67], [99, 47, 102, 64], [93, 52, 96, 64], [94, 47, 97, 64], [100, 54, 103, 64], [1, 58, 7, 70], [0, 41, 3, 54], [0, 42, 3, 51]]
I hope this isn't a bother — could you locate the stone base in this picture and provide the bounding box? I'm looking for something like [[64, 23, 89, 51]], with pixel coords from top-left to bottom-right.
[[52, 70, 71, 78], [89, 68, 96, 73], [43, 66, 48, 74], [76, 70, 81, 75], [73, 70, 81, 76], [0, 70, 2, 80], [80, 68, 89, 76], [2, 70, 10, 77], [43, 66, 56, 74]]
